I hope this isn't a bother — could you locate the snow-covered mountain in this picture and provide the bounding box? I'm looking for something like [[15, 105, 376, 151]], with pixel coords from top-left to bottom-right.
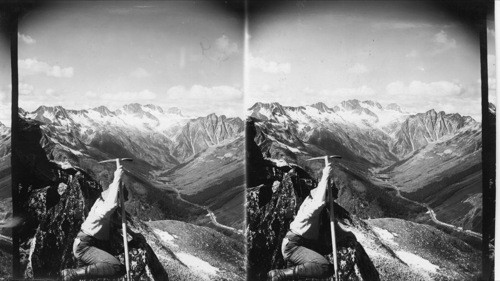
[[18, 103, 246, 233], [20, 103, 244, 168], [248, 100, 479, 163], [248, 100, 484, 235]]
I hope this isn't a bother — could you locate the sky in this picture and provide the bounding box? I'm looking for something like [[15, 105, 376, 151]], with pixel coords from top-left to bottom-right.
[[0, 10, 11, 126], [247, 1, 490, 121], [15, 1, 243, 119]]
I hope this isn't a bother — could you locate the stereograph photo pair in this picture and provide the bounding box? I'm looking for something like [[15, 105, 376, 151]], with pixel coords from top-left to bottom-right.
[[0, 1, 495, 281]]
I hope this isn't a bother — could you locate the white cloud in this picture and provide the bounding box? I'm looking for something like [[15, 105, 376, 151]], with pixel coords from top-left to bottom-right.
[[86, 89, 157, 101], [0, 102, 10, 126], [201, 35, 240, 62], [385, 80, 481, 120], [432, 30, 457, 54], [18, 33, 36, 44], [248, 54, 291, 74], [347, 63, 369, 74], [327, 86, 376, 100], [215, 35, 239, 56], [130, 67, 150, 78], [167, 85, 242, 101], [19, 58, 74, 78], [386, 80, 461, 97], [19, 83, 34, 96]]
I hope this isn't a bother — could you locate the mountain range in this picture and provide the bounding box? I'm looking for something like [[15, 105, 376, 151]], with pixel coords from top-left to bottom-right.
[[248, 99, 484, 236], [19, 104, 245, 235], [14, 104, 245, 280]]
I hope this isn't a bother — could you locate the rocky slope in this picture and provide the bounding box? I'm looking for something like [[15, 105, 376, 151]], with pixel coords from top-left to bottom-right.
[[147, 220, 245, 281], [246, 120, 481, 280], [173, 114, 244, 162], [391, 109, 476, 157]]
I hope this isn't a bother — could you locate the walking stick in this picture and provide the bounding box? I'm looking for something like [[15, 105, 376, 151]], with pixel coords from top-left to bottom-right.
[[307, 155, 342, 280], [117, 159, 131, 281], [99, 158, 133, 281], [326, 156, 339, 281]]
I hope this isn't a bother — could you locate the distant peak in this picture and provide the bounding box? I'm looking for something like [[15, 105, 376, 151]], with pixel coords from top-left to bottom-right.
[[385, 103, 402, 112], [361, 100, 383, 109], [310, 102, 332, 112], [93, 105, 112, 115], [340, 99, 361, 110], [166, 107, 182, 116], [145, 104, 164, 114], [122, 103, 144, 113]]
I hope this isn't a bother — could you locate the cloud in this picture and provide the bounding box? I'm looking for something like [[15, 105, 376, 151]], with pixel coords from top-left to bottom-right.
[[385, 80, 481, 120], [130, 67, 150, 78], [18, 33, 36, 44], [432, 30, 457, 54], [0, 102, 10, 126], [347, 63, 369, 74], [19, 58, 74, 78], [248, 54, 291, 74], [19, 83, 34, 95], [327, 86, 376, 99], [386, 80, 461, 97], [200, 35, 240, 62], [86, 89, 157, 101], [215, 35, 239, 56], [164, 85, 243, 117], [167, 85, 242, 101]]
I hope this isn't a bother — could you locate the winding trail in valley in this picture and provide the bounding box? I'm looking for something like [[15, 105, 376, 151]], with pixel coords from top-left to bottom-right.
[[372, 172, 482, 240], [156, 178, 242, 235]]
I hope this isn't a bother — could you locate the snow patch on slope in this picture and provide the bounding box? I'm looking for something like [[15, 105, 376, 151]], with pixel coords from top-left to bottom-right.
[[396, 250, 440, 273], [176, 252, 220, 277]]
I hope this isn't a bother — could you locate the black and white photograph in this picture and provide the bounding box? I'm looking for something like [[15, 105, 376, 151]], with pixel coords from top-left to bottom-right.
[[12, 1, 244, 280], [246, 1, 494, 281], [0, 7, 13, 279], [0, 0, 495, 281]]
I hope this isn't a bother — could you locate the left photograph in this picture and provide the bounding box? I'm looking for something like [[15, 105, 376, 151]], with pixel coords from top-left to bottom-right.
[[0, 7, 13, 280], [13, 2, 245, 280]]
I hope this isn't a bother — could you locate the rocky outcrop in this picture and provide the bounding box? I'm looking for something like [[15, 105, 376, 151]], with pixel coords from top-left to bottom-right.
[[173, 114, 243, 161], [246, 120, 380, 281], [392, 109, 476, 156], [14, 118, 168, 280]]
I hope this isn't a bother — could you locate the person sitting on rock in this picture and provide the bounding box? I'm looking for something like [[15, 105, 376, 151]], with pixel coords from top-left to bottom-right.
[[60, 164, 126, 280], [268, 162, 335, 281]]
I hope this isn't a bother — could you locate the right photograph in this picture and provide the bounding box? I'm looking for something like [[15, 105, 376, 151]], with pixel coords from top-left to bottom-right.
[[246, 2, 491, 281]]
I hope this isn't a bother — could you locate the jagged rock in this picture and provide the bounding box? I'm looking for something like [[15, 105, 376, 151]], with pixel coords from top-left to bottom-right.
[[392, 109, 475, 156], [14, 118, 168, 280], [173, 114, 244, 161]]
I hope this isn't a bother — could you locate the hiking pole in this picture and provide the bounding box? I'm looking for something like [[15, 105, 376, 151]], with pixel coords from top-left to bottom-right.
[[99, 158, 133, 281], [307, 155, 342, 280]]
